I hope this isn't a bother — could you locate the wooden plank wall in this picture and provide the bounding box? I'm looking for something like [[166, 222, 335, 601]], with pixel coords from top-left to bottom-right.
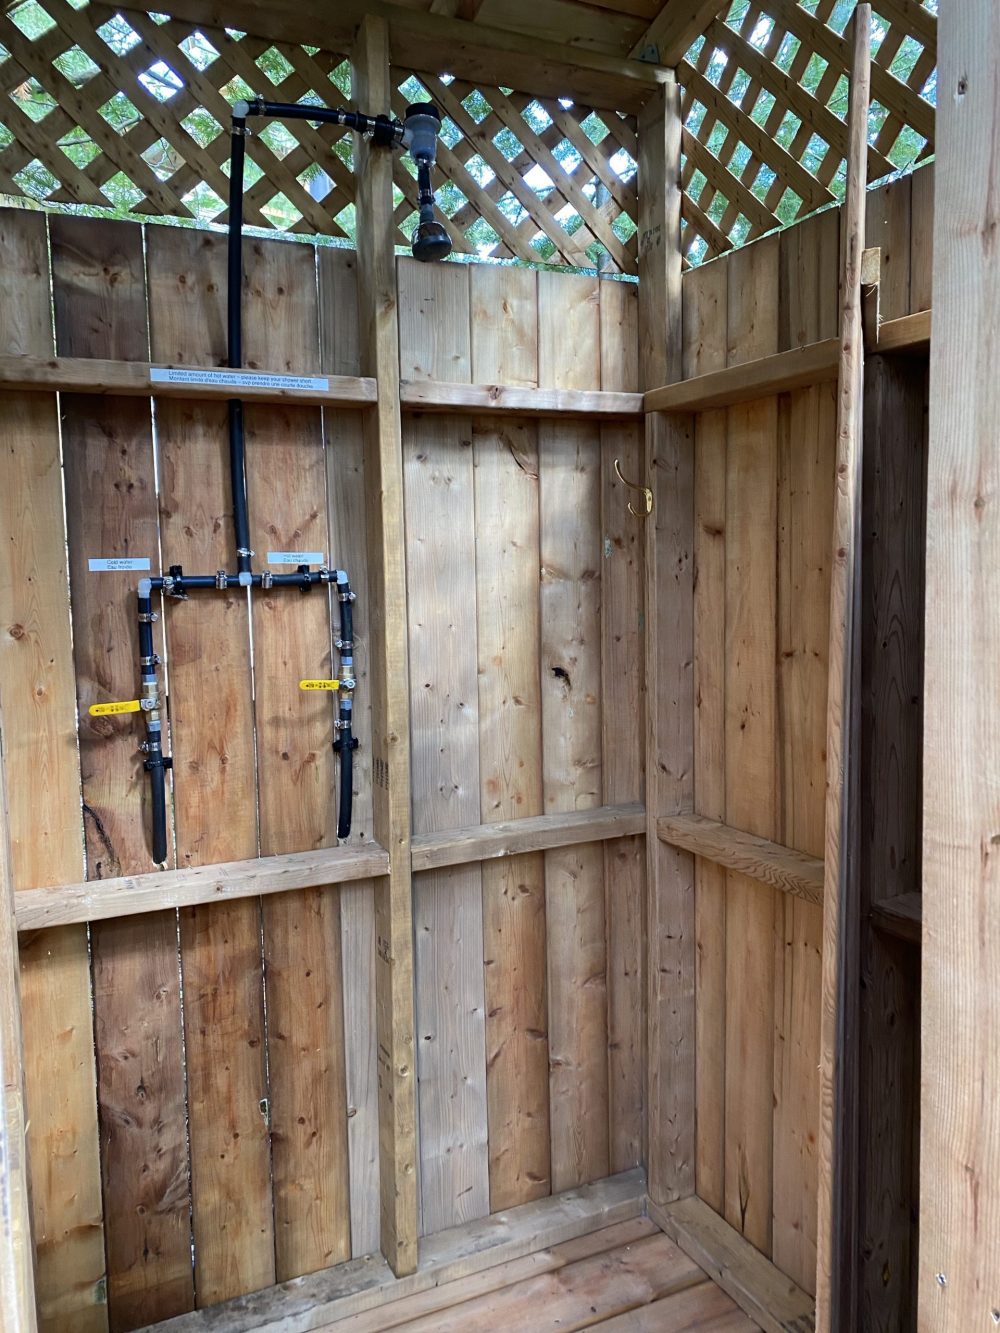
[[0, 209, 374, 1331], [397, 258, 645, 1235], [683, 163, 933, 1301]]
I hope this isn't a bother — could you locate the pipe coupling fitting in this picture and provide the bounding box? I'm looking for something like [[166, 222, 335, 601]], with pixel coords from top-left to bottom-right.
[[260, 570, 273, 590], [138, 609, 159, 624], [216, 569, 229, 590]]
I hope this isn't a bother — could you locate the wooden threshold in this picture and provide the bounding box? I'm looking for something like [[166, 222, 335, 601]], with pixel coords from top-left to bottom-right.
[[872, 308, 931, 355], [411, 802, 646, 872], [870, 891, 922, 946], [140, 1169, 647, 1333], [0, 354, 377, 408], [647, 1195, 815, 1333], [15, 842, 390, 931], [399, 379, 644, 418], [656, 813, 824, 906], [644, 337, 840, 413]]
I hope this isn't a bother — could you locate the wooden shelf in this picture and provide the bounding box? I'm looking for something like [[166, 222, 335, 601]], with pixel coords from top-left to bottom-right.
[[15, 842, 389, 931], [872, 308, 931, 355], [870, 891, 922, 945], [0, 353, 378, 408], [656, 812, 824, 906], [411, 802, 646, 872], [644, 337, 840, 413], [399, 379, 644, 418]]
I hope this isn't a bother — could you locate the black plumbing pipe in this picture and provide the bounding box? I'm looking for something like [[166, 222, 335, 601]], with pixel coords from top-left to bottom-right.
[[242, 98, 402, 147], [227, 115, 253, 577], [333, 574, 358, 839], [137, 589, 170, 864]]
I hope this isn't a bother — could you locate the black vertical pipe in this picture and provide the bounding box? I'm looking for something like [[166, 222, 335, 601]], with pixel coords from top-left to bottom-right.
[[138, 592, 168, 864], [227, 116, 252, 576], [334, 577, 357, 839]]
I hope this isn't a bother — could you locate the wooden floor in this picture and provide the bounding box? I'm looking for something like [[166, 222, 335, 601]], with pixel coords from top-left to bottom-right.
[[319, 1218, 760, 1331]]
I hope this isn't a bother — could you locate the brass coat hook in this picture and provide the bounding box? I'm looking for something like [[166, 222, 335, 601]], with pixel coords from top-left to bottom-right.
[[613, 457, 653, 518]]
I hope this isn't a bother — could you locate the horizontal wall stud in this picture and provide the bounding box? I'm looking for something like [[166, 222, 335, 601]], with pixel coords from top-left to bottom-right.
[[411, 802, 646, 872], [656, 813, 824, 906], [400, 380, 644, 418], [871, 309, 931, 355], [644, 337, 840, 413], [0, 355, 377, 408], [870, 891, 922, 946], [15, 843, 390, 931]]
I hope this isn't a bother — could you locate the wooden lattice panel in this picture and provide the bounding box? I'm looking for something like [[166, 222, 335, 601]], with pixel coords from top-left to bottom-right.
[[391, 69, 639, 272], [679, 0, 937, 263]]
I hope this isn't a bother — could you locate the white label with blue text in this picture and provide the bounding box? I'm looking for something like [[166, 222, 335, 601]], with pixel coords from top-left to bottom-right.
[[150, 366, 329, 393], [267, 551, 325, 566], [89, 557, 151, 572]]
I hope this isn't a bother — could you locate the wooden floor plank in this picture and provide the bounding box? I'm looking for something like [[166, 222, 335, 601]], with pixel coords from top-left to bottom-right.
[[333, 1219, 659, 1331], [387, 1232, 703, 1332], [595, 1280, 759, 1330]]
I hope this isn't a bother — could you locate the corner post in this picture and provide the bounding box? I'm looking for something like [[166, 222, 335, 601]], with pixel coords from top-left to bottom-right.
[[351, 14, 419, 1277], [638, 74, 696, 1206], [0, 709, 37, 1329]]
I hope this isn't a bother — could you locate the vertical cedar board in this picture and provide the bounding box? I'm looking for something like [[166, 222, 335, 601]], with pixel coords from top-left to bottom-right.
[[684, 255, 728, 1216], [146, 225, 274, 1306], [319, 245, 380, 1260], [51, 213, 194, 1329], [469, 263, 551, 1212], [399, 257, 490, 1236], [598, 277, 646, 1176], [538, 269, 609, 1193], [0, 206, 106, 1332], [722, 233, 780, 1258], [242, 232, 351, 1282]]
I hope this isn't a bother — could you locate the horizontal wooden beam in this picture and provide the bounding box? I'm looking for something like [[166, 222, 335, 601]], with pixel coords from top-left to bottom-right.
[[15, 842, 390, 931], [870, 891, 922, 946], [400, 380, 644, 418], [412, 802, 646, 872], [141, 1169, 646, 1332], [631, 0, 727, 64], [644, 337, 840, 413], [0, 354, 377, 408], [123, 1, 667, 113], [873, 308, 931, 355], [656, 813, 824, 906], [646, 1195, 816, 1333]]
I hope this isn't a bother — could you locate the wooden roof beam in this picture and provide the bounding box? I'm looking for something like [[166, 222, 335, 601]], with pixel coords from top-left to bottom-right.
[[120, 0, 670, 112], [629, 0, 725, 65]]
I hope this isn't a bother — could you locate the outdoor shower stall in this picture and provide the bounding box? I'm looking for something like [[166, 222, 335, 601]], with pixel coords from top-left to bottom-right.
[[0, 1, 994, 1332]]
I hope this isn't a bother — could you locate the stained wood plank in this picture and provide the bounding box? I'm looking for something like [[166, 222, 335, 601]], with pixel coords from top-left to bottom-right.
[[772, 212, 838, 1297], [816, 12, 871, 1328], [686, 256, 728, 1216], [0, 206, 106, 1333], [51, 213, 193, 1330], [599, 276, 645, 1179], [135, 1169, 646, 1333], [656, 817, 823, 907], [907, 163, 934, 315], [645, 339, 840, 414], [399, 257, 489, 1236], [243, 233, 351, 1281], [649, 1195, 814, 1333], [0, 699, 38, 1333], [723, 235, 780, 1257], [0, 353, 376, 406], [638, 78, 694, 1209], [146, 223, 274, 1306], [538, 269, 608, 1193], [595, 1281, 758, 1331], [411, 804, 644, 871], [334, 1218, 659, 1331], [386, 1231, 703, 1331], [319, 245, 380, 1260], [399, 380, 642, 416], [351, 18, 418, 1272], [469, 262, 550, 1213]]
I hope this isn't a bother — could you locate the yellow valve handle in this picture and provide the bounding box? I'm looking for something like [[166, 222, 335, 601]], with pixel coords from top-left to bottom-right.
[[89, 699, 141, 716], [299, 679, 340, 691]]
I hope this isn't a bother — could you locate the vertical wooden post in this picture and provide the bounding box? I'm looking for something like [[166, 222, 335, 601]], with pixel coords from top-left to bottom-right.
[[920, 0, 1000, 1328], [638, 74, 695, 1207], [0, 706, 37, 1331], [816, 7, 870, 1329], [351, 14, 419, 1278]]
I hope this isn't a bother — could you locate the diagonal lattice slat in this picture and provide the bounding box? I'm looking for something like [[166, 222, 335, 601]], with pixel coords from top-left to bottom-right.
[[0, 0, 936, 271]]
